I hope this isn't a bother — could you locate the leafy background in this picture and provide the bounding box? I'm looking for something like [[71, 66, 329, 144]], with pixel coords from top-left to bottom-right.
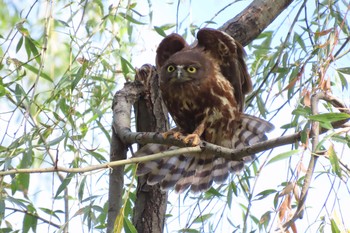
[[0, 0, 349, 232]]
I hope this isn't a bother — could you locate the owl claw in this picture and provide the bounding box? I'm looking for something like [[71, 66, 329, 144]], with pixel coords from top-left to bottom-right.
[[183, 134, 201, 146], [162, 131, 183, 140]]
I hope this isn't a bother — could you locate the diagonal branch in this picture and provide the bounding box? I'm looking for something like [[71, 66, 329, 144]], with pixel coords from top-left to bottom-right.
[[219, 0, 294, 46]]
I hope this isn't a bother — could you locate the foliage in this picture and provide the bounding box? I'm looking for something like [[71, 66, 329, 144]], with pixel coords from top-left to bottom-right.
[[0, 0, 349, 232]]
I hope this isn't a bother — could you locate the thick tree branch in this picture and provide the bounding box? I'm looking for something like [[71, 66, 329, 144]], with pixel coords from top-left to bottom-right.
[[219, 0, 294, 46]]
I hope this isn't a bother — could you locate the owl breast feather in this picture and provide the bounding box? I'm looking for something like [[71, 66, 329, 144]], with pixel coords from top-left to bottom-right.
[[161, 74, 239, 142]]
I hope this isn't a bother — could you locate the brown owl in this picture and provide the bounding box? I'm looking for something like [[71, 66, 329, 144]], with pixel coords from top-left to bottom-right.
[[136, 28, 274, 193]]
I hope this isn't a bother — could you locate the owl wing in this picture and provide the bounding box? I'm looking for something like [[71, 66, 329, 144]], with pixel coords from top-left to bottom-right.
[[196, 28, 252, 111], [156, 33, 189, 69]]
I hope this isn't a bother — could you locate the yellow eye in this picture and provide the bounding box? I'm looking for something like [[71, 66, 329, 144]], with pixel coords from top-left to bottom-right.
[[187, 66, 197, 73], [167, 65, 175, 72]]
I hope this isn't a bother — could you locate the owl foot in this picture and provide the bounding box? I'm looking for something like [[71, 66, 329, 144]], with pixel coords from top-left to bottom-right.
[[162, 131, 183, 140], [183, 134, 201, 146]]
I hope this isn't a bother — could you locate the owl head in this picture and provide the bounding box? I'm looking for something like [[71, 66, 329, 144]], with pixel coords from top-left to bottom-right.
[[156, 28, 252, 111], [159, 50, 214, 84]]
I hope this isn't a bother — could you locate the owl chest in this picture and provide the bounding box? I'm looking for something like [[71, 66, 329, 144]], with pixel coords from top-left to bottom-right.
[[162, 84, 204, 130], [161, 79, 238, 133]]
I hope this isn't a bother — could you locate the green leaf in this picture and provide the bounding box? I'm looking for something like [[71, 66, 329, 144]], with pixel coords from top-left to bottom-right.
[[56, 19, 70, 27], [119, 12, 146, 25], [178, 229, 200, 233], [47, 134, 66, 146], [259, 211, 271, 229], [154, 26, 167, 37], [328, 145, 342, 178], [87, 150, 107, 163], [300, 128, 308, 145], [192, 213, 213, 224], [256, 95, 267, 118], [39, 208, 62, 222], [267, 150, 300, 165], [255, 189, 277, 200], [227, 185, 233, 209], [336, 72, 348, 90], [0, 199, 5, 216], [25, 37, 40, 63], [55, 173, 75, 198], [120, 56, 135, 78], [16, 22, 30, 37], [292, 107, 311, 117], [14, 83, 27, 104], [309, 113, 350, 129], [78, 176, 86, 202], [0, 83, 6, 97], [308, 113, 350, 122], [337, 67, 350, 74], [123, 217, 137, 233], [22, 63, 53, 82], [153, 24, 176, 37], [294, 33, 306, 52], [23, 213, 37, 233], [17, 173, 30, 193], [330, 218, 341, 233], [16, 36, 24, 53]]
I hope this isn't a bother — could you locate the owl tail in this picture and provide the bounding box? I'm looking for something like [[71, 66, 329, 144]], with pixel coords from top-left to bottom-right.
[[136, 114, 273, 193]]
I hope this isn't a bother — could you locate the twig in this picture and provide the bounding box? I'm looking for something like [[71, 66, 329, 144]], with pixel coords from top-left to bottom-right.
[[6, 207, 61, 229]]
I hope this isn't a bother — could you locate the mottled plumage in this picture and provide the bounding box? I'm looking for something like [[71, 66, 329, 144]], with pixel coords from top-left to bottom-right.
[[136, 28, 274, 193]]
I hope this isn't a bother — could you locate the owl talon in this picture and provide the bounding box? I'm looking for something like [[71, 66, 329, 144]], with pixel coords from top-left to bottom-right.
[[162, 131, 183, 140], [183, 134, 201, 146]]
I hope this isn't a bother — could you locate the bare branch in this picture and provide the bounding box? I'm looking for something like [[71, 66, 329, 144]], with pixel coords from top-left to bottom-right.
[[6, 207, 61, 229], [219, 0, 294, 46], [0, 147, 200, 176]]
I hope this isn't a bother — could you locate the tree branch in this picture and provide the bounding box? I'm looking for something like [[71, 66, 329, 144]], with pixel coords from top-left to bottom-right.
[[219, 0, 294, 46], [0, 132, 298, 176], [6, 207, 61, 229]]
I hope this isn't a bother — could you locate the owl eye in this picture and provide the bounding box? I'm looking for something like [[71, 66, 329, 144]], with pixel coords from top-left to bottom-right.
[[167, 65, 175, 72], [187, 66, 197, 73]]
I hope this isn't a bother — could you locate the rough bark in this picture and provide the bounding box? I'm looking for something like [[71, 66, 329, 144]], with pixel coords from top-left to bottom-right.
[[219, 0, 294, 46], [107, 128, 128, 232], [132, 65, 169, 233], [108, 81, 144, 232]]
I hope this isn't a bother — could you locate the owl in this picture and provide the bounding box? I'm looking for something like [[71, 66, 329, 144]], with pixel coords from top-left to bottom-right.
[[136, 28, 274, 193]]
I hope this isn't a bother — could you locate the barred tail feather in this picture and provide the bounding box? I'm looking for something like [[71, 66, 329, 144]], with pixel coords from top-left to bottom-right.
[[212, 157, 229, 183], [189, 154, 215, 192], [136, 144, 172, 176], [229, 114, 274, 172], [241, 114, 275, 140], [175, 156, 198, 193], [135, 116, 273, 193], [161, 155, 189, 189]]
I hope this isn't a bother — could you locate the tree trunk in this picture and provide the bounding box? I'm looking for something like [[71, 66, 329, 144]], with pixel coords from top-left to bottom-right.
[[132, 65, 169, 233]]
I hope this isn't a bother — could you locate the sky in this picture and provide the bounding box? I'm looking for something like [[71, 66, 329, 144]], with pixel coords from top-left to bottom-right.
[[1, 0, 350, 232]]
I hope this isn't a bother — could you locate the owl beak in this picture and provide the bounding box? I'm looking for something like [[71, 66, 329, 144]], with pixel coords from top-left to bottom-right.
[[176, 67, 184, 79]]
